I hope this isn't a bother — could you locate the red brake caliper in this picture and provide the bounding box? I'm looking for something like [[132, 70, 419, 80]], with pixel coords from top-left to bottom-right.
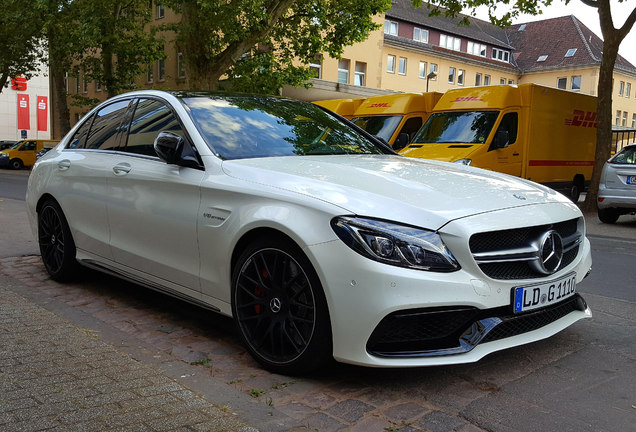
[[253, 268, 268, 314]]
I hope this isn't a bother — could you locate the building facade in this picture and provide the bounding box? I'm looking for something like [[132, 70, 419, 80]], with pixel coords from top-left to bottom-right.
[[1, 69, 52, 142]]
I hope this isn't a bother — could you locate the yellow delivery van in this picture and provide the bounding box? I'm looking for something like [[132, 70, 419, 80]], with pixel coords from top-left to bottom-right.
[[313, 98, 364, 119], [400, 84, 597, 201], [349, 92, 443, 150], [0, 139, 60, 170]]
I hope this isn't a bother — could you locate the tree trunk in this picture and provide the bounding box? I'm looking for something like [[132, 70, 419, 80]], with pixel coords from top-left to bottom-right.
[[0, 73, 8, 97], [51, 64, 71, 138]]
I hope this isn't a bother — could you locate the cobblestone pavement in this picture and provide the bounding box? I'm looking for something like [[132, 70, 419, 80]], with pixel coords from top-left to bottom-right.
[[0, 268, 256, 432]]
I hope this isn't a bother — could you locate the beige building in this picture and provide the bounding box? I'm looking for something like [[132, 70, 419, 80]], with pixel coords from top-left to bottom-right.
[[58, 0, 636, 136]]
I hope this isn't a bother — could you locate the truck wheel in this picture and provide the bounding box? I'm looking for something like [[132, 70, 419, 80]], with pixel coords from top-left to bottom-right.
[[10, 158, 24, 170], [598, 208, 620, 224]]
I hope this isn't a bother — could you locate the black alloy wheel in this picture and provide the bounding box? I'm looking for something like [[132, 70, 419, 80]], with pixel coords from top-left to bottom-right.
[[38, 200, 78, 281], [232, 236, 332, 374]]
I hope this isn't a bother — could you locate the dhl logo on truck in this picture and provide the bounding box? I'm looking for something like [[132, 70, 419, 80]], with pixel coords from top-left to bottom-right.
[[564, 110, 597, 128], [367, 103, 391, 108], [453, 96, 482, 102]]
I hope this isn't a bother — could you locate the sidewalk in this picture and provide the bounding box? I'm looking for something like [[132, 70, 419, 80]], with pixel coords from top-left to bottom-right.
[[0, 271, 257, 432]]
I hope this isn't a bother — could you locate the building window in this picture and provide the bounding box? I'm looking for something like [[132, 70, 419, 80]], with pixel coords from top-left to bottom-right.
[[419, 61, 427, 79], [429, 63, 437, 79], [158, 58, 165, 81], [616, 110, 621, 126], [156, 4, 164, 19], [398, 57, 407, 75], [537, 54, 548, 62], [619, 81, 625, 96], [557, 77, 567, 89], [384, 20, 398, 35], [83, 79, 88, 93], [177, 52, 186, 79], [475, 73, 482, 86], [492, 48, 510, 62], [440, 34, 461, 51], [309, 56, 321, 79], [632, 113, 636, 128], [448, 67, 456, 84], [484, 75, 491, 85], [623, 112, 628, 126], [147, 65, 153, 83], [387, 55, 395, 73], [75, 75, 80, 93], [413, 27, 428, 43], [500, 78, 506, 84], [337, 59, 350, 84], [95, 81, 101, 92], [467, 42, 487, 57], [565, 48, 577, 57], [571, 75, 581, 91], [627, 83, 631, 98], [508, 79, 514, 85], [458, 69, 465, 86], [354, 62, 366, 86]]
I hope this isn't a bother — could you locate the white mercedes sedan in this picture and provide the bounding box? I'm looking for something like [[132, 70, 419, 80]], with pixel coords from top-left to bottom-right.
[[27, 91, 592, 374]]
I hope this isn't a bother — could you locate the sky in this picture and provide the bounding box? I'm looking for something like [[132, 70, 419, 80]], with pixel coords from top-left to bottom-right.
[[471, 0, 636, 66]]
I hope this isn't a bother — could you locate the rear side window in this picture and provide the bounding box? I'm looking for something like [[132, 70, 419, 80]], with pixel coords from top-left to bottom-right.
[[125, 99, 186, 157], [84, 100, 131, 150]]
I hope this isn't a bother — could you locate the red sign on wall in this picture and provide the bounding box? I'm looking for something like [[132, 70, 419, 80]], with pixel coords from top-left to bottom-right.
[[37, 96, 48, 132], [17, 94, 30, 130], [11, 76, 27, 91]]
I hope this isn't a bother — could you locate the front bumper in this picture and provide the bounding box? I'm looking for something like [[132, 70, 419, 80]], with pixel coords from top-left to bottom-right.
[[306, 203, 593, 367], [0, 156, 10, 168]]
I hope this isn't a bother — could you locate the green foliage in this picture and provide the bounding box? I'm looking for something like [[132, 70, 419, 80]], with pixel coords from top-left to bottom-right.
[[165, 0, 393, 93], [0, 0, 46, 93]]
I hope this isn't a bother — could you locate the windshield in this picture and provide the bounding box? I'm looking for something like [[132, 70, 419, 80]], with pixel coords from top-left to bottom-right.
[[411, 111, 499, 144], [182, 96, 389, 160], [351, 115, 403, 143]]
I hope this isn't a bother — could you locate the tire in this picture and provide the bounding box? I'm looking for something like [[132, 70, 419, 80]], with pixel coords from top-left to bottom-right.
[[38, 199, 79, 281], [598, 208, 620, 224], [10, 158, 23, 170], [569, 182, 581, 203], [231, 235, 332, 375]]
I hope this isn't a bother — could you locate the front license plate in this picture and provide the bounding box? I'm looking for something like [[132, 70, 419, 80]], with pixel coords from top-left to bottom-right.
[[627, 176, 635, 185], [513, 273, 577, 313]]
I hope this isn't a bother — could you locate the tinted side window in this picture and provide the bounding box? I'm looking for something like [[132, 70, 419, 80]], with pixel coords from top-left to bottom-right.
[[495, 112, 518, 144], [85, 100, 130, 150], [399, 117, 423, 140], [22, 141, 37, 151], [67, 116, 93, 149], [125, 99, 185, 157]]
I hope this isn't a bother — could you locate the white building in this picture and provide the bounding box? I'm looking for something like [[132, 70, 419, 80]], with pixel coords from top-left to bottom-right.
[[0, 69, 51, 141]]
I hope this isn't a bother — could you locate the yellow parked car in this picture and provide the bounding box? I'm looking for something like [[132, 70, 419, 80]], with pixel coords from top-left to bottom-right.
[[0, 139, 60, 169]]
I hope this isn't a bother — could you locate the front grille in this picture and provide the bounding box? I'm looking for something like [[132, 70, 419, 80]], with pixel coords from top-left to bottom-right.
[[366, 295, 587, 358], [469, 218, 582, 280]]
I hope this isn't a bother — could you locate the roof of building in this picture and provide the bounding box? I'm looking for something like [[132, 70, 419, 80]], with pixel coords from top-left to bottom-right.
[[507, 15, 636, 74], [386, 0, 514, 50]]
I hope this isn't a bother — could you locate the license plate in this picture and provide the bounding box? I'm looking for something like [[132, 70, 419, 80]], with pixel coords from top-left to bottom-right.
[[513, 273, 576, 313], [627, 176, 635, 185]]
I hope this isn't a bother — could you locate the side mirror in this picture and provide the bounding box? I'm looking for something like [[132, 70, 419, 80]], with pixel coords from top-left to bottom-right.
[[154, 131, 201, 168], [490, 130, 509, 151], [394, 132, 410, 151]]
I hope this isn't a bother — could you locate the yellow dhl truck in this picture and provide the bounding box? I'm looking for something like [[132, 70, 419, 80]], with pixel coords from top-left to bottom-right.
[[313, 98, 364, 119], [314, 92, 443, 150], [400, 84, 597, 201]]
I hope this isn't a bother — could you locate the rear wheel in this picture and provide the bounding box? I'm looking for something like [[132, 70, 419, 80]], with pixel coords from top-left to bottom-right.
[[10, 158, 23, 170], [598, 208, 620, 224], [231, 236, 332, 374], [38, 200, 78, 281]]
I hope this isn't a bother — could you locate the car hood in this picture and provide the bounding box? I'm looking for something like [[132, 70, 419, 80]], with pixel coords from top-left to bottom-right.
[[221, 155, 569, 230]]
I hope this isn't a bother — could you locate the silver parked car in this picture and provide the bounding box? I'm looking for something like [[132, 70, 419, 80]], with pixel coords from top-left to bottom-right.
[[597, 144, 636, 223]]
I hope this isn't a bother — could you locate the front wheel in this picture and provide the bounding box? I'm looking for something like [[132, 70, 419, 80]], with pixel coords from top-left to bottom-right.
[[10, 158, 23, 170], [231, 236, 332, 375], [598, 208, 620, 224], [38, 200, 79, 281]]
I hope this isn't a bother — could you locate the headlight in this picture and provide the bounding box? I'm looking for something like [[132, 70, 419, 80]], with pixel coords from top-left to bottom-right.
[[0, 153, 8, 158], [454, 159, 472, 165], [331, 217, 460, 272]]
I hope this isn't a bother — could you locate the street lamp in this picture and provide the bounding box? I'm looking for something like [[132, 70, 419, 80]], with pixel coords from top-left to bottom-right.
[[426, 71, 437, 92]]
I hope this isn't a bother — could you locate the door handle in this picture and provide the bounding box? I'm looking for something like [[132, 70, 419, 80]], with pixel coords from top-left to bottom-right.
[[57, 160, 71, 171], [113, 163, 131, 175]]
